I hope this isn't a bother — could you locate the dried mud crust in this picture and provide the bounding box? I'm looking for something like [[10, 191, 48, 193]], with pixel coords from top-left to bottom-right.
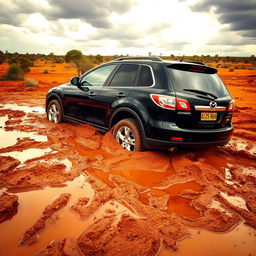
[[78, 215, 160, 256], [0, 192, 19, 223], [0, 66, 256, 256], [20, 193, 71, 245], [34, 238, 81, 256]]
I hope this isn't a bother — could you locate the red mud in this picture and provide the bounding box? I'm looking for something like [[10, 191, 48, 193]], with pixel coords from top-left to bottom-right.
[[0, 62, 255, 256], [20, 193, 71, 245], [0, 192, 18, 223]]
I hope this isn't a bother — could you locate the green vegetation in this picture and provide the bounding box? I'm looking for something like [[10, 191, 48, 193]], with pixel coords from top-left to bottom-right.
[[4, 64, 24, 80], [0, 51, 6, 64], [0, 51, 255, 80], [8, 56, 33, 74], [79, 56, 94, 74], [65, 49, 83, 75], [24, 78, 39, 87]]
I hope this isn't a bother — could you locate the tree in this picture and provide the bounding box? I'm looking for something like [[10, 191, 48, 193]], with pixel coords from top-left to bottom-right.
[[79, 56, 94, 74], [95, 54, 103, 64], [65, 50, 82, 75]]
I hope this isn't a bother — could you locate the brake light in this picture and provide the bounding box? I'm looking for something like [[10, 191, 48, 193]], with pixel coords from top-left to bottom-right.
[[227, 99, 235, 112], [150, 94, 176, 110], [176, 98, 191, 111], [171, 137, 183, 141], [150, 94, 191, 111]]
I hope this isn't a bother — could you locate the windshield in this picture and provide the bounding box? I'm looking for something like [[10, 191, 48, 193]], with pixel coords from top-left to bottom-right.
[[167, 68, 229, 98]]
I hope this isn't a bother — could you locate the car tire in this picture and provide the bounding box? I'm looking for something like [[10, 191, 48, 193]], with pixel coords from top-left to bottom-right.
[[113, 118, 143, 151], [47, 99, 63, 123]]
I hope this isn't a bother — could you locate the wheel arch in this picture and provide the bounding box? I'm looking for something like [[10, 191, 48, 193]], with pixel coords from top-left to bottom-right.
[[46, 93, 63, 111], [109, 107, 146, 140]]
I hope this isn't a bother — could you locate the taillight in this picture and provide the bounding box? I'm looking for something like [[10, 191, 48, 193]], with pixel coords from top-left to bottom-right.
[[227, 99, 235, 112], [150, 94, 191, 111], [176, 98, 191, 111], [150, 94, 176, 110]]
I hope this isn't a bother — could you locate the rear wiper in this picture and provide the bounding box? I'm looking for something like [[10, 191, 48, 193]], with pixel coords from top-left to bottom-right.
[[183, 89, 217, 99]]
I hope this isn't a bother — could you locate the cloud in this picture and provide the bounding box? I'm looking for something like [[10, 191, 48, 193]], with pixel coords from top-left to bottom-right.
[[0, 0, 255, 56], [1, 0, 137, 29], [190, 0, 256, 37]]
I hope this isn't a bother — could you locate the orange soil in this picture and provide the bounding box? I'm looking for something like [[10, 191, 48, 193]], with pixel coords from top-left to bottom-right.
[[0, 61, 255, 256]]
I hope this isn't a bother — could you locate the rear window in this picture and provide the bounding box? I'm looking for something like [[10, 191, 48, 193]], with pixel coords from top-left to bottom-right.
[[167, 68, 229, 98]]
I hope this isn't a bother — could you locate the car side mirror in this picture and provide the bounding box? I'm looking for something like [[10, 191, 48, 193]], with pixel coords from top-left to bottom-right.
[[71, 77, 79, 86]]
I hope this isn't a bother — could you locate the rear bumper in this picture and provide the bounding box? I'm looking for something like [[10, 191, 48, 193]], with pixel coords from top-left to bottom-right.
[[143, 123, 233, 150]]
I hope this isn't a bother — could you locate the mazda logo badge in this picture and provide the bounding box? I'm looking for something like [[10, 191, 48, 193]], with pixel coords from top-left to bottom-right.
[[210, 101, 217, 109]]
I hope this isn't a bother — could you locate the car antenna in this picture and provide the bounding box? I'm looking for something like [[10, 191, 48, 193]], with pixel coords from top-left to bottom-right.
[[179, 55, 185, 62]]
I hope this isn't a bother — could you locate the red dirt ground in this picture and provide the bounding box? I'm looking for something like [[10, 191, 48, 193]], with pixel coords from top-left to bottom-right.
[[0, 61, 255, 256]]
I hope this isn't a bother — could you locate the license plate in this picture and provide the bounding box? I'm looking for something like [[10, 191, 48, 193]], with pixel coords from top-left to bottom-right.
[[201, 112, 217, 121]]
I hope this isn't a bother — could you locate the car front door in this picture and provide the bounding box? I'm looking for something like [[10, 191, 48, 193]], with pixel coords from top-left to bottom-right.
[[86, 63, 140, 128], [63, 64, 117, 126]]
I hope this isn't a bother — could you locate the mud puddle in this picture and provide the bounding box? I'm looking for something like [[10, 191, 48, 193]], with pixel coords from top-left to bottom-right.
[[159, 223, 256, 256], [0, 115, 47, 149], [0, 103, 45, 114], [0, 148, 52, 164], [0, 103, 256, 256], [0, 174, 93, 256]]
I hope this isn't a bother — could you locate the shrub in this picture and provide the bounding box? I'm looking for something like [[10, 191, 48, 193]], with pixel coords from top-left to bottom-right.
[[24, 78, 39, 87], [0, 51, 5, 64], [43, 69, 49, 74], [222, 64, 230, 68], [229, 67, 234, 72], [8, 56, 33, 73], [4, 64, 24, 80]]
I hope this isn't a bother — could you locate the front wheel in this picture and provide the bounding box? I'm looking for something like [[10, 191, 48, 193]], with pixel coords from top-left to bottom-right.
[[113, 118, 143, 151], [47, 99, 63, 123]]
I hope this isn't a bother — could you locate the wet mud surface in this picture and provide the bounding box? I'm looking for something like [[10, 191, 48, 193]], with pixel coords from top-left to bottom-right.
[[0, 63, 256, 255]]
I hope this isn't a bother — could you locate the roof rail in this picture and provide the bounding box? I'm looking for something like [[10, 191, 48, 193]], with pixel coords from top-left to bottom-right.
[[113, 56, 162, 61]]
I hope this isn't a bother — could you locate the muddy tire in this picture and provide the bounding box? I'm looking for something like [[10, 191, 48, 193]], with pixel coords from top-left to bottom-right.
[[113, 118, 143, 151], [47, 99, 63, 123]]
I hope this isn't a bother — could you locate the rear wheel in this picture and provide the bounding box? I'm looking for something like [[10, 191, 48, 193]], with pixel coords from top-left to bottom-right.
[[113, 118, 143, 151], [47, 99, 63, 123]]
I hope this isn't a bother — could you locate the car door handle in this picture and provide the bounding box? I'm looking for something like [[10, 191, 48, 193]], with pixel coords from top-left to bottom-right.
[[116, 92, 126, 98], [89, 91, 96, 98]]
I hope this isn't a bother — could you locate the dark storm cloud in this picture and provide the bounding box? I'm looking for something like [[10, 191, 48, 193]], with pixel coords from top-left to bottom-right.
[[1, 0, 137, 29], [47, 0, 137, 28], [191, 0, 256, 37], [207, 35, 255, 46]]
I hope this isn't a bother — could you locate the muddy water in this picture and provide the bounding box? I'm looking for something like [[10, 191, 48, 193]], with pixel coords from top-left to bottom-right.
[[0, 175, 93, 256], [0, 103, 45, 114], [159, 224, 256, 256], [0, 115, 47, 149], [0, 103, 256, 256]]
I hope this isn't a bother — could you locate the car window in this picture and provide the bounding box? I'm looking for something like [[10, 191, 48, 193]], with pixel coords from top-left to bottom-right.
[[81, 64, 116, 86], [109, 64, 139, 87], [137, 65, 154, 86], [167, 68, 229, 97]]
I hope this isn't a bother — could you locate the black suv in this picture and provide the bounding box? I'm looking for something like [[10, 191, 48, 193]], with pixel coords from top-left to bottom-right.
[[46, 56, 234, 151]]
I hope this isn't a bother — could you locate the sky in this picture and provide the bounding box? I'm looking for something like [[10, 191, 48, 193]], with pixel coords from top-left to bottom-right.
[[0, 0, 255, 56]]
